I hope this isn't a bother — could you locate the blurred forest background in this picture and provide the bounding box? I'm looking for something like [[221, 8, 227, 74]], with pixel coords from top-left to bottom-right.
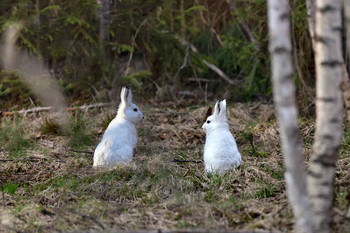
[[0, 0, 314, 109]]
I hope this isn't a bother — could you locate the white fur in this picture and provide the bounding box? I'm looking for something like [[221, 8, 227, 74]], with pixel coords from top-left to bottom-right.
[[202, 99, 241, 173], [93, 87, 144, 167]]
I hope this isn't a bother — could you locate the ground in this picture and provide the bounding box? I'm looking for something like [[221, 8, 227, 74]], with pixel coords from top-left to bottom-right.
[[0, 102, 350, 232]]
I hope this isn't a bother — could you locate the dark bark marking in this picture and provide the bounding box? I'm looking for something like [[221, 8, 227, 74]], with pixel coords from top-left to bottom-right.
[[322, 134, 334, 141], [280, 73, 293, 83], [279, 12, 289, 21], [317, 97, 335, 102], [310, 194, 332, 200], [314, 35, 329, 44], [317, 5, 337, 13], [308, 170, 322, 178], [321, 60, 342, 67], [311, 154, 336, 168], [273, 46, 290, 54], [330, 117, 340, 123]]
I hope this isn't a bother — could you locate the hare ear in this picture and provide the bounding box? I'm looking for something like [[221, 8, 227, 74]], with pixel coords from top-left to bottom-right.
[[121, 86, 132, 105], [205, 106, 212, 118], [218, 99, 227, 118], [203, 106, 212, 122], [213, 100, 221, 116]]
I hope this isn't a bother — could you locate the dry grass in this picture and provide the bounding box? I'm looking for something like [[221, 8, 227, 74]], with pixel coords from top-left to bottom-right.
[[0, 102, 350, 232]]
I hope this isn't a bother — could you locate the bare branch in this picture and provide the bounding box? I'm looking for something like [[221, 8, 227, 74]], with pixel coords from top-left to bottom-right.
[[229, 0, 261, 53], [0, 103, 113, 116], [202, 60, 239, 85]]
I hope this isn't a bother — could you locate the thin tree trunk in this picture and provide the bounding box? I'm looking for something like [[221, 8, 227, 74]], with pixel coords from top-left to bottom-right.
[[307, 1, 343, 233], [97, 0, 110, 58], [306, 0, 350, 121], [343, 0, 350, 121], [180, 0, 185, 38], [267, 1, 314, 233], [344, 0, 350, 68]]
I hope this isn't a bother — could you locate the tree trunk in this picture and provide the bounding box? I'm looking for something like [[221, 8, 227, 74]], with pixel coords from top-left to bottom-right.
[[343, 0, 350, 121], [306, 0, 350, 121], [305, 0, 316, 47], [97, 0, 110, 58], [307, 1, 343, 233], [267, 1, 314, 233]]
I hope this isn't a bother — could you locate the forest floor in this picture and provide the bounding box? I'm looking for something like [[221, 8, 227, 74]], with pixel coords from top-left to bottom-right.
[[0, 102, 350, 233]]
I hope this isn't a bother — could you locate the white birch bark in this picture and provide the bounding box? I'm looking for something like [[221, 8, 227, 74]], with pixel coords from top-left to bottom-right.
[[267, 1, 314, 232], [305, 0, 316, 47], [306, 0, 350, 121], [307, 1, 343, 232], [343, 0, 350, 122]]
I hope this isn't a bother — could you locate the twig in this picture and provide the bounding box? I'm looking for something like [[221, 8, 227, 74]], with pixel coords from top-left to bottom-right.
[[2, 189, 5, 209], [173, 45, 203, 90], [0, 158, 45, 162], [0, 157, 65, 163], [202, 60, 240, 85], [290, 0, 314, 101], [173, 34, 240, 85], [123, 19, 148, 76], [174, 45, 191, 80], [170, 159, 203, 164], [115, 230, 283, 233], [67, 208, 105, 230], [188, 78, 212, 83], [0, 103, 113, 116], [0, 223, 25, 233], [68, 149, 94, 155]]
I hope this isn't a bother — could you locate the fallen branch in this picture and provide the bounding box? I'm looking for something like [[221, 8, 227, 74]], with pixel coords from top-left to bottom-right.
[[170, 159, 203, 164], [115, 230, 282, 233], [0, 157, 65, 163], [0, 103, 113, 116], [68, 149, 94, 155]]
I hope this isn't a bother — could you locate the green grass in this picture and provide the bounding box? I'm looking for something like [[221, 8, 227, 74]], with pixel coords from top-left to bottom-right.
[[0, 119, 31, 156], [64, 113, 97, 149]]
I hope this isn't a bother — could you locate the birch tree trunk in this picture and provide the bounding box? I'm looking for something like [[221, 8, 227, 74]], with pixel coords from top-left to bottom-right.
[[343, 0, 350, 122], [306, 0, 350, 121], [267, 1, 314, 232], [307, 1, 343, 233]]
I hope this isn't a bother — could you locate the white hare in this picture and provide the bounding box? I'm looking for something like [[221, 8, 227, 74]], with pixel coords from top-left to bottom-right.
[[93, 87, 144, 167], [202, 99, 241, 173]]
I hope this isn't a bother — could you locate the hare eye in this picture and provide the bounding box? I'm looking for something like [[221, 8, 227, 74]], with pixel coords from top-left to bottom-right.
[[207, 120, 211, 124], [133, 108, 138, 112]]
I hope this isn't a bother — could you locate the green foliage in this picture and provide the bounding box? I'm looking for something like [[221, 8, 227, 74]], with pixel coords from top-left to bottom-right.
[[64, 112, 96, 148], [122, 70, 152, 91], [3, 183, 19, 195], [254, 183, 275, 199], [0, 0, 313, 104], [0, 119, 30, 155], [100, 112, 115, 130], [0, 71, 33, 109]]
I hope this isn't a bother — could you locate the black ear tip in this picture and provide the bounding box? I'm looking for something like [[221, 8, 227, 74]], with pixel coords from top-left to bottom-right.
[[124, 86, 130, 90], [216, 100, 221, 113]]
